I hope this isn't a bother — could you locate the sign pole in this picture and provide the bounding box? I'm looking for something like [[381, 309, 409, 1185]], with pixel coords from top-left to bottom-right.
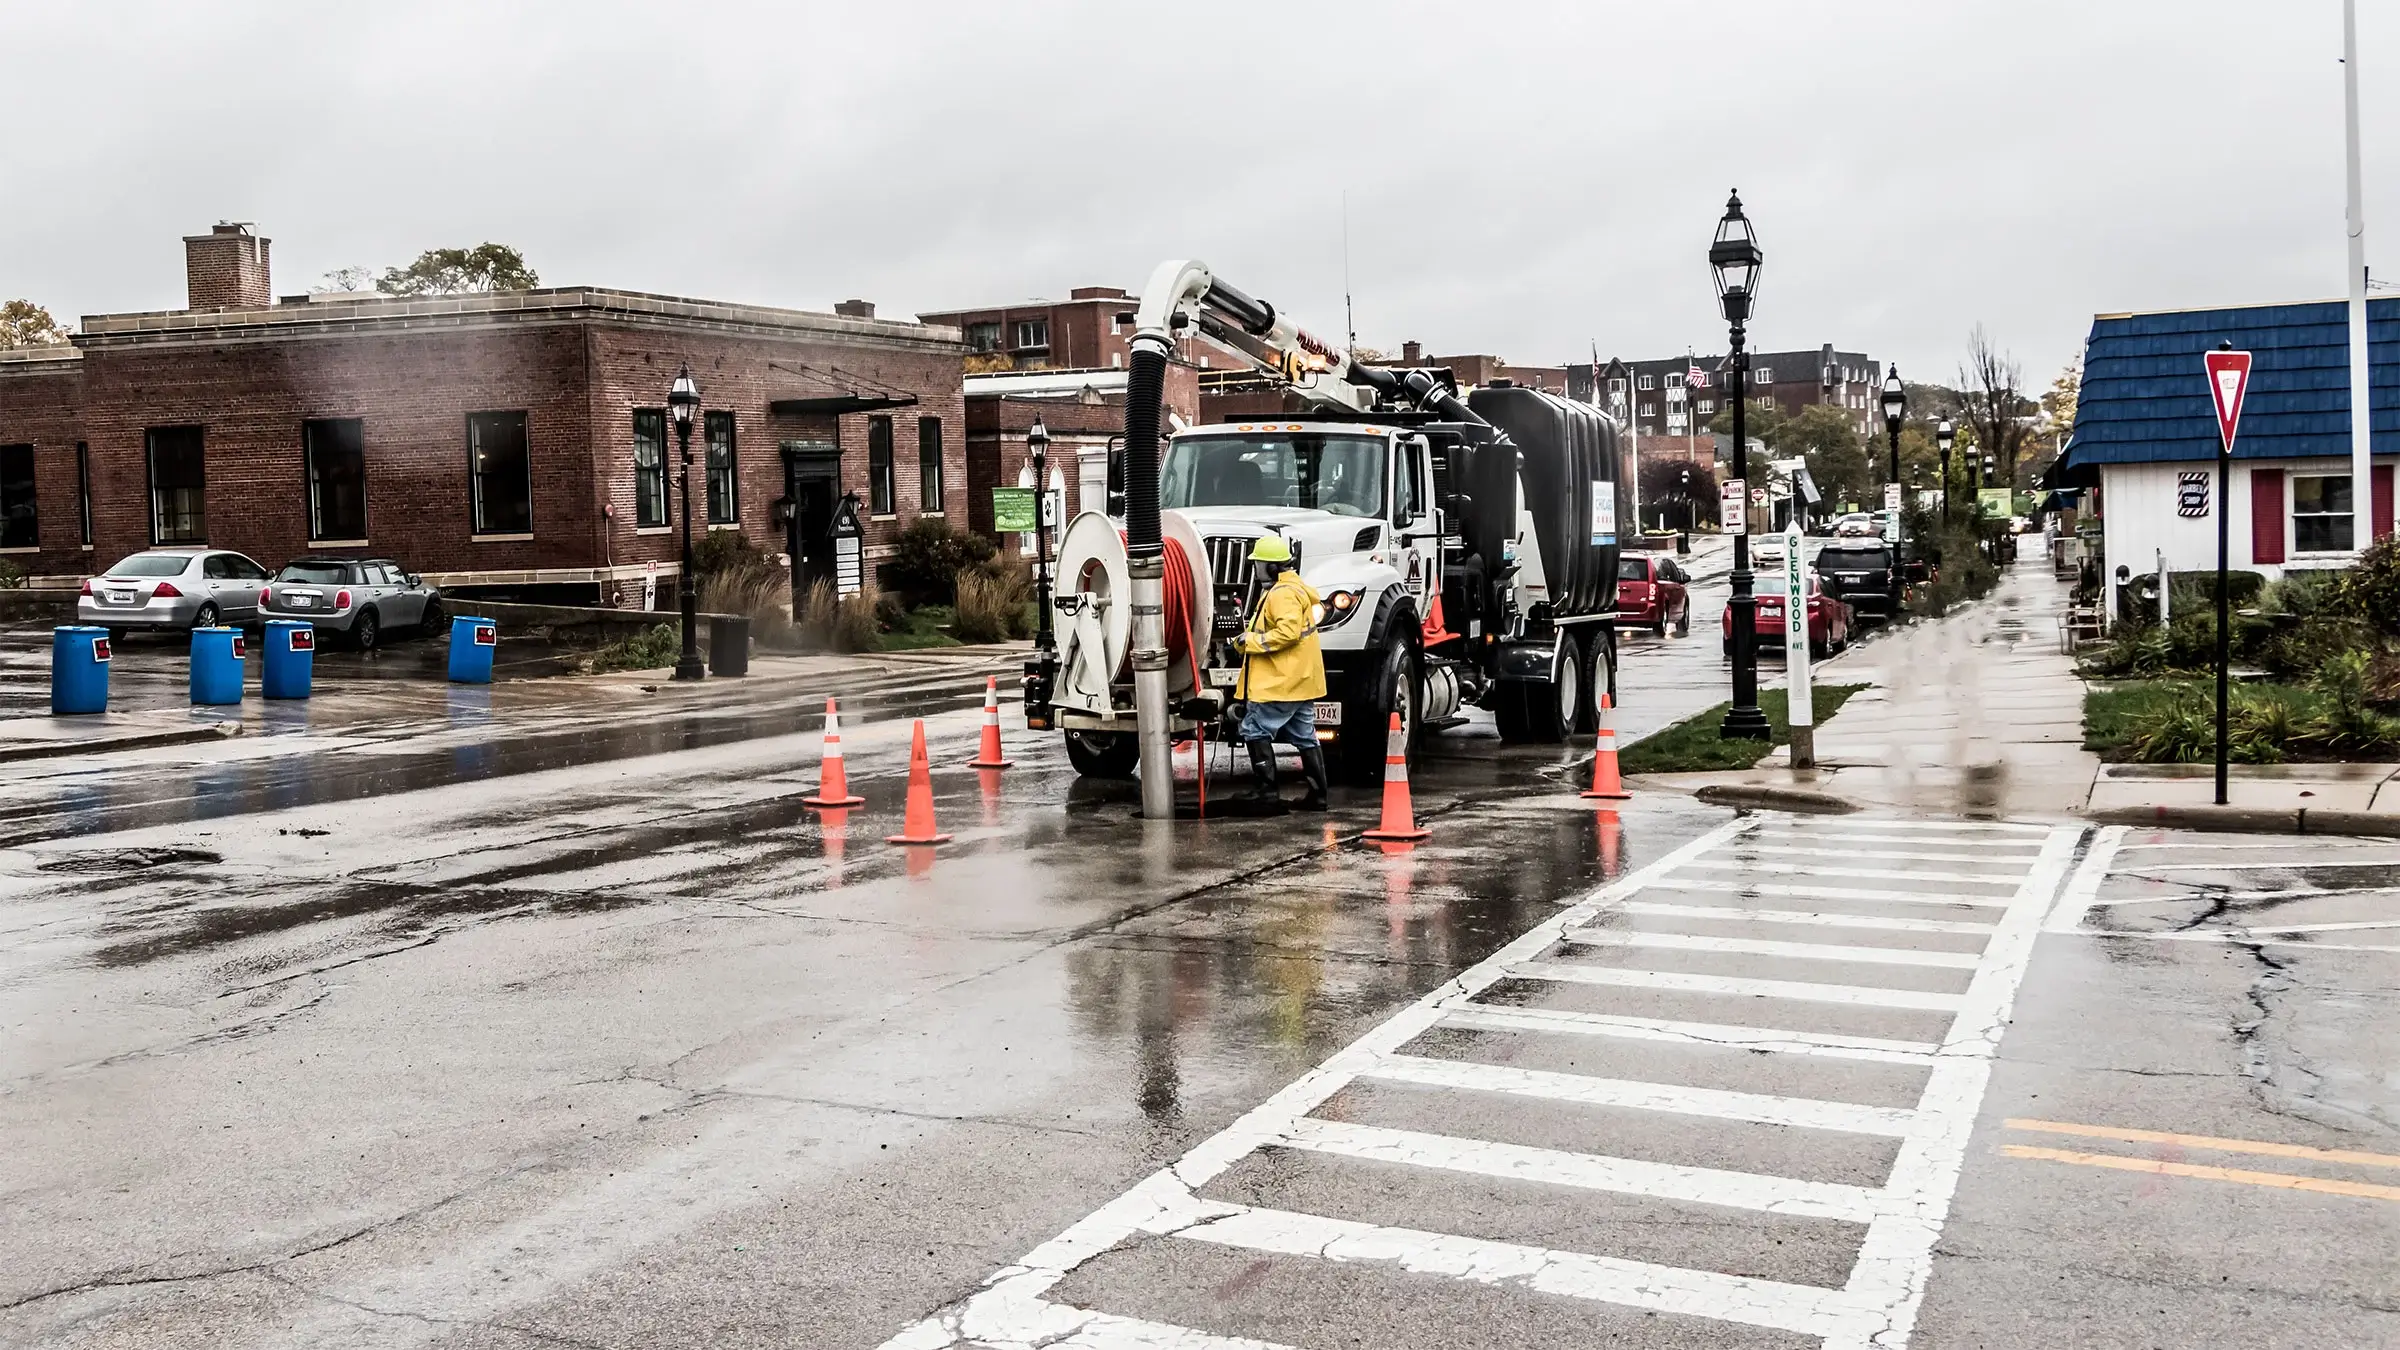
[[1784, 519, 1813, 769], [2204, 344, 2254, 807]]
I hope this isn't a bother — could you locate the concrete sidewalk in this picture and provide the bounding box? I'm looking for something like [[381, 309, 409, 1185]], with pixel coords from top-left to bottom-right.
[[0, 709, 243, 762]]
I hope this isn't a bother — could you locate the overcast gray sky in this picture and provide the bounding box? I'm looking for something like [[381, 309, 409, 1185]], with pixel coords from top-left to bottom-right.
[[3, 1, 2389, 391]]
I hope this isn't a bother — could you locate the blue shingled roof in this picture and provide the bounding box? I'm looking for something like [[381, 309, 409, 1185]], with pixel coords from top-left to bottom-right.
[[2060, 296, 2398, 470]]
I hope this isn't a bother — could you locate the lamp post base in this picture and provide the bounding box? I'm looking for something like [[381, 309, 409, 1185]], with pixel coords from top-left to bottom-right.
[[673, 656, 706, 682], [1719, 703, 1772, 741]]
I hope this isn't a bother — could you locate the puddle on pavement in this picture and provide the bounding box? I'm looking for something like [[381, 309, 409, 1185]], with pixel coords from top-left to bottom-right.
[[38, 846, 223, 873]]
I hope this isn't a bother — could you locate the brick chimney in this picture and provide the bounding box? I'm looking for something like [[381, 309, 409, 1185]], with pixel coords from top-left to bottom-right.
[[185, 223, 272, 311], [1401, 340, 1423, 364], [833, 299, 875, 319]]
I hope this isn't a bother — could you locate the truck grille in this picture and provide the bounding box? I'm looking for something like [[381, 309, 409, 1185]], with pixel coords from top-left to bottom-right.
[[1200, 534, 1300, 588]]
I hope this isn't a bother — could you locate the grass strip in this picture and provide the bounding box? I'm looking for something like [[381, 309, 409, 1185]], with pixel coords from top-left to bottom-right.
[[1617, 683, 1868, 774]]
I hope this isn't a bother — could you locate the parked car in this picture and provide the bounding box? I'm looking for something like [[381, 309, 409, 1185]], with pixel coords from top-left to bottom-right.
[[78, 548, 270, 633], [1616, 554, 1691, 635], [260, 557, 443, 650], [1722, 568, 1854, 658], [1833, 512, 1876, 537], [1814, 541, 1899, 621]]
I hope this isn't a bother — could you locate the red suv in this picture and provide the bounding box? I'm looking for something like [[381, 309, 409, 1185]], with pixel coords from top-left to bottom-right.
[[1617, 554, 1691, 635], [1722, 569, 1854, 659]]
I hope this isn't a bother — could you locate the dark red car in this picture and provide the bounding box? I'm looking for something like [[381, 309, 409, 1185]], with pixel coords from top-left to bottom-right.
[[1721, 569, 1854, 659], [1617, 554, 1691, 635]]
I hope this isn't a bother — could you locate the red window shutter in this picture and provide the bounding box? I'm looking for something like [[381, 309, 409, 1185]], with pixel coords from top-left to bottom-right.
[[2250, 467, 2285, 565], [2375, 464, 2394, 542]]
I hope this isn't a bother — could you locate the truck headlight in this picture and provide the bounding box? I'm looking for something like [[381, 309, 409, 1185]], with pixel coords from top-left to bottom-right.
[[1316, 589, 1365, 628]]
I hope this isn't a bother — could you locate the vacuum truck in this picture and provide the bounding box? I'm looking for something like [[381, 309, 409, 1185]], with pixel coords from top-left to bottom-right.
[[1022, 259, 1623, 796]]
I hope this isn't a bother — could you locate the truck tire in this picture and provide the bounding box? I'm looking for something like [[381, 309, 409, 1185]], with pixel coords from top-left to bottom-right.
[[1063, 729, 1139, 779], [1339, 627, 1421, 785], [1493, 634, 1578, 745]]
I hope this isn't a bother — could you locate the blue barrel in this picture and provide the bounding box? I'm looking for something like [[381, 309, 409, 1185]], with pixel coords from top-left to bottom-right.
[[51, 626, 113, 715], [447, 615, 498, 684], [190, 626, 245, 706], [262, 620, 316, 699]]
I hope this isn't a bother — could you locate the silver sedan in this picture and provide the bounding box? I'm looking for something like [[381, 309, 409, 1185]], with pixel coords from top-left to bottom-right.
[[78, 548, 270, 633]]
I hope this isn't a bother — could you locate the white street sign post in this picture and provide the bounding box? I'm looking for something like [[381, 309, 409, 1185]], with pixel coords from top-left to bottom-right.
[[642, 561, 657, 612], [1784, 519, 1813, 769]]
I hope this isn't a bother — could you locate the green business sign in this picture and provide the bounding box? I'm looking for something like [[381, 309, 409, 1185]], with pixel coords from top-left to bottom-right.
[[991, 487, 1037, 533]]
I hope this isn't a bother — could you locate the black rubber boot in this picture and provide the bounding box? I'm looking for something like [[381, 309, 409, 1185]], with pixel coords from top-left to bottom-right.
[[1295, 744, 1330, 812], [1244, 739, 1281, 803]]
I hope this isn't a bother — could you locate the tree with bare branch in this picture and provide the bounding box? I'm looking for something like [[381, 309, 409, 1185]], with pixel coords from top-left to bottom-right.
[[1957, 325, 2033, 489]]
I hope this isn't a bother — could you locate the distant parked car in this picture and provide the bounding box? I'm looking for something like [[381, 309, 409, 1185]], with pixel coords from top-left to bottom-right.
[[260, 557, 443, 650], [79, 548, 270, 634], [1834, 512, 1876, 537], [1616, 554, 1690, 635], [1723, 568, 1854, 659], [1815, 541, 1899, 621]]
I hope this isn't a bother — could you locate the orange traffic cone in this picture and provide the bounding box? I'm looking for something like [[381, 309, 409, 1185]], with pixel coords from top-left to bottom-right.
[[966, 675, 1013, 769], [804, 697, 866, 807], [1360, 712, 1430, 842], [887, 719, 952, 846], [1581, 693, 1631, 800]]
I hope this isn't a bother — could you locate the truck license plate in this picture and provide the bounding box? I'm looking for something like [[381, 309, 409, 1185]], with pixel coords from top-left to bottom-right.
[[1312, 701, 1342, 726], [1207, 666, 1240, 689]]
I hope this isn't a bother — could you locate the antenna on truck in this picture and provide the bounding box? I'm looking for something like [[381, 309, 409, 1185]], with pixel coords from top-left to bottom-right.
[[1342, 189, 1357, 355]]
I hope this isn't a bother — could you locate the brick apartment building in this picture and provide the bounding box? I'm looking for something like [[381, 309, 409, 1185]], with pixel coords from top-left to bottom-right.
[[0, 223, 967, 600], [1592, 344, 1883, 461], [961, 365, 1202, 557], [917, 285, 1244, 376]]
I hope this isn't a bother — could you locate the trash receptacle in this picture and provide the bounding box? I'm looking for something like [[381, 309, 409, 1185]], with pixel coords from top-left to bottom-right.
[[447, 615, 497, 684], [263, 620, 316, 699], [1675, 531, 1691, 555], [190, 626, 245, 706], [51, 626, 112, 715], [708, 615, 750, 677]]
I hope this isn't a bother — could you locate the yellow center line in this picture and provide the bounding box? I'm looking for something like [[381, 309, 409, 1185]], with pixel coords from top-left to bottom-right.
[[2000, 1146, 2400, 1204], [2002, 1118, 2400, 1170]]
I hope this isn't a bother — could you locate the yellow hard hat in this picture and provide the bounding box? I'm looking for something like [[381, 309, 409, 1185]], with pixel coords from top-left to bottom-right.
[[1248, 535, 1292, 564]]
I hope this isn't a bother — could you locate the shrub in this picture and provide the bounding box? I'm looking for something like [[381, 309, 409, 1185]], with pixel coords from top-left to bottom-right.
[[833, 588, 882, 653], [886, 517, 996, 604], [798, 580, 839, 650], [2167, 570, 2265, 612], [590, 622, 680, 672], [954, 563, 1033, 644], [2257, 569, 2344, 619], [700, 568, 793, 648], [0, 559, 25, 590], [2334, 534, 2400, 638], [693, 529, 781, 587]]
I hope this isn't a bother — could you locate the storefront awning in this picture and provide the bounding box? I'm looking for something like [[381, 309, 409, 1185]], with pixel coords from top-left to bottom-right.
[[769, 393, 917, 415]]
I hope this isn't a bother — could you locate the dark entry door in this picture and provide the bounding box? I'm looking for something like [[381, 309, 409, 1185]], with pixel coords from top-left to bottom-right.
[[781, 442, 843, 596]]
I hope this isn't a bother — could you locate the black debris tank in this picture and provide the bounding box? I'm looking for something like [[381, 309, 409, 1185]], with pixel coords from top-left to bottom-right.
[[1464, 385, 1620, 617]]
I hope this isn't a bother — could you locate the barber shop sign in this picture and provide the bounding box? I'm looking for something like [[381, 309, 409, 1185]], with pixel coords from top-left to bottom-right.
[[2176, 471, 2210, 519]]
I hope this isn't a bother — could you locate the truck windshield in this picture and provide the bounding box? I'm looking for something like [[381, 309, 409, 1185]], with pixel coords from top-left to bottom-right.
[[1161, 433, 1386, 517]]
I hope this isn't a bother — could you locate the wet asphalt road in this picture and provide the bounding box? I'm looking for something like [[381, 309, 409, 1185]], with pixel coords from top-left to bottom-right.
[[4, 554, 2394, 1348]]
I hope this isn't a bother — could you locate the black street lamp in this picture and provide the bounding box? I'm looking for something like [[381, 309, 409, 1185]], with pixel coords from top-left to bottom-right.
[[1709, 190, 1769, 741], [1935, 413, 1956, 522], [1880, 368, 1907, 619], [668, 363, 705, 681], [1028, 416, 1056, 658]]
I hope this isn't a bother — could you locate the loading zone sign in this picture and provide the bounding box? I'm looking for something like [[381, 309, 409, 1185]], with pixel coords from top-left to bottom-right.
[[2177, 471, 2211, 518]]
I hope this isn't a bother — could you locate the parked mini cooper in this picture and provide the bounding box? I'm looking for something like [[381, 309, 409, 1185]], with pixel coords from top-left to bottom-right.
[[260, 557, 443, 649]]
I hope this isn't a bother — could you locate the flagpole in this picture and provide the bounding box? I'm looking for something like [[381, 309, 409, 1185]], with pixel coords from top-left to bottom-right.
[[2344, 0, 2376, 545]]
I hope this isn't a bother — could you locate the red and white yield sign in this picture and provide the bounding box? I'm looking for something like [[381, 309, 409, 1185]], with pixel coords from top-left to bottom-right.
[[2205, 347, 2254, 451]]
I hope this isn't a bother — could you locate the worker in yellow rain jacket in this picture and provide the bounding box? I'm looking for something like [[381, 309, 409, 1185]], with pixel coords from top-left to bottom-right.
[[1234, 535, 1329, 811]]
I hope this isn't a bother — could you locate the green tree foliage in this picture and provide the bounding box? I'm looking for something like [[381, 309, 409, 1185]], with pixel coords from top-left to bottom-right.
[[0, 299, 71, 348], [1781, 405, 1877, 508], [1637, 457, 1718, 529], [377, 244, 540, 296]]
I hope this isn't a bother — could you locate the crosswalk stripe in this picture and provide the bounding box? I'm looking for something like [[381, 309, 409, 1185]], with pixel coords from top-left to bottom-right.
[[1675, 859, 2024, 887], [1774, 817, 2051, 835], [1618, 900, 1997, 936], [1442, 1003, 1939, 1063], [1513, 960, 1968, 1012], [1747, 831, 2047, 853], [1720, 844, 2043, 867], [1173, 1204, 1870, 1340], [1276, 1117, 1888, 1222], [1361, 1053, 1919, 1136], [1640, 879, 2012, 910], [1562, 929, 1983, 970]]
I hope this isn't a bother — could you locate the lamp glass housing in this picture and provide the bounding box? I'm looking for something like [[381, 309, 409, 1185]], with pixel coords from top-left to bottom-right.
[[1880, 370, 1906, 424], [1935, 417, 1955, 452], [1708, 192, 1762, 325], [667, 364, 700, 432]]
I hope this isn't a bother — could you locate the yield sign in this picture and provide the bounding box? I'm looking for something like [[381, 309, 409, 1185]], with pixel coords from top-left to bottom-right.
[[2204, 347, 2253, 451]]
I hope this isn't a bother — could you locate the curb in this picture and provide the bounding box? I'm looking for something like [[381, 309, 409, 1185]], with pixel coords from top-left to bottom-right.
[[1694, 784, 1859, 815], [2088, 804, 2400, 838], [0, 721, 243, 764]]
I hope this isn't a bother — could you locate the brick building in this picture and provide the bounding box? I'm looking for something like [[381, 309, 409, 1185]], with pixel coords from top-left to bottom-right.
[[0, 223, 968, 600], [1595, 344, 1884, 460], [961, 365, 1201, 558], [918, 285, 1243, 376]]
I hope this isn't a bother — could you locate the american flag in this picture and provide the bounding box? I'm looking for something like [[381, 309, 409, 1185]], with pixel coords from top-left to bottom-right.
[[1685, 364, 1708, 389]]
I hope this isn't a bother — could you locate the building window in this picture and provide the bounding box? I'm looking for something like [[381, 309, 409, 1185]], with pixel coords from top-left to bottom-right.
[[918, 416, 943, 511], [303, 418, 367, 541], [1640, 403, 1658, 418], [965, 321, 1002, 353], [1013, 318, 1049, 351], [1665, 372, 1683, 388], [706, 411, 738, 524], [1755, 367, 1773, 384], [1696, 399, 1716, 415], [1758, 396, 1778, 410], [2293, 474, 2354, 553], [632, 409, 668, 527], [76, 442, 90, 545], [0, 444, 34, 549], [1608, 377, 1627, 396], [468, 411, 533, 535], [867, 415, 895, 515], [146, 426, 205, 544], [1638, 373, 1655, 391]]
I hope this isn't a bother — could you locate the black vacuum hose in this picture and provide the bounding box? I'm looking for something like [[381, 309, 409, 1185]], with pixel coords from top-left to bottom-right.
[[1121, 344, 1168, 558]]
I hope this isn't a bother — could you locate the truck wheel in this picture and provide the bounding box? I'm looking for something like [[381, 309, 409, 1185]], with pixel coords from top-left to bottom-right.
[[1063, 730, 1139, 779], [1339, 629, 1421, 785], [1493, 638, 1577, 745]]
